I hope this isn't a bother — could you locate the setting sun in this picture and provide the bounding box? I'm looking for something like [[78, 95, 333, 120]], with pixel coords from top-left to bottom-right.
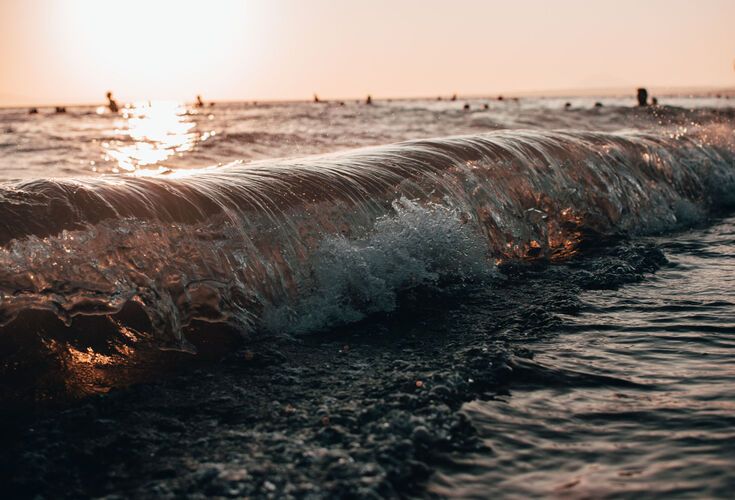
[[58, 0, 270, 102], [2, 0, 272, 105]]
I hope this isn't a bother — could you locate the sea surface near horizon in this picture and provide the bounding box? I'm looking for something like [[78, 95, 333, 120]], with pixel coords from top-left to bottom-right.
[[0, 95, 731, 182], [0, 96, 734, 498]]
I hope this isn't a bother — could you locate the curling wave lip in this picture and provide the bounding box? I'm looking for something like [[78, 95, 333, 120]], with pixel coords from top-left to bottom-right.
[[0, 126, 733, 399]]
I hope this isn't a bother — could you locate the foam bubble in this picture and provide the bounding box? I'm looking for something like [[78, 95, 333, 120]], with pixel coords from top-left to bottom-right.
[[262, 199, 495, 334]]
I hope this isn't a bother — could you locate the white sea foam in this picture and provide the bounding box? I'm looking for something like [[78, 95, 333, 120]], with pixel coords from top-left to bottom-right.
[[262, 199, 494, 334]]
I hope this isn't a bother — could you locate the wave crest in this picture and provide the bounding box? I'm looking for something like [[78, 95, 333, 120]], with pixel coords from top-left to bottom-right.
[[0, 127, 733, 351]]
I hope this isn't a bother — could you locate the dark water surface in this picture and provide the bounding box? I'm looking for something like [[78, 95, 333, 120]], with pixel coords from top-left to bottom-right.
[[431, 218, 735, 498], [0, 97, 734, 498], [1, 219, 734, 498]]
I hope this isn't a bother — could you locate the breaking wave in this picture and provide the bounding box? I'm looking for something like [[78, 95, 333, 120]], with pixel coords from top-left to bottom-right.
[[0, 127, 733, 364]]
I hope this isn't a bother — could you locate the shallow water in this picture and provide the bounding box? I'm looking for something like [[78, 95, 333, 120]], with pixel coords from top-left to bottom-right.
[[430, 218, 735, 498], [0, 96, 734, 497]]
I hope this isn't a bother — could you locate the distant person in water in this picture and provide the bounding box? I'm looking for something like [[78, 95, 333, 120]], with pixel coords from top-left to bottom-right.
[[28, 108, 38, 114], [365, 95, 372, 105], [195, 95, 204, 108], [652, 97, 658, 106], [313, 94, 320, 103], [106, 91, 119, 113], [54, 106, 66, 113], [636, 88, 648, 107], [450, 94, 457, 101]]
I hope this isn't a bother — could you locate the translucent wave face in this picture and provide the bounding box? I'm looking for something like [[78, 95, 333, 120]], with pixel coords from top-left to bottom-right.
[[0, 126, 733, 396]]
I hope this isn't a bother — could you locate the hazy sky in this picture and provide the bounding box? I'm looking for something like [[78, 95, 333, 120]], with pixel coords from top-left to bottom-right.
[[1, 0, 733, 106]]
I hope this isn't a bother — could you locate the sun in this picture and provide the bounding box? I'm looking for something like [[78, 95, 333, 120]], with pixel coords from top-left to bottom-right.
[[52, 0, 270, 102]]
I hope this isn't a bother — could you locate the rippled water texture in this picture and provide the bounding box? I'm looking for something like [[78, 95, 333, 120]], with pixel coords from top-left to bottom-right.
[[1, 96, 732, 181], [0, 97, 734, 497], [430, 219, 735, 498]]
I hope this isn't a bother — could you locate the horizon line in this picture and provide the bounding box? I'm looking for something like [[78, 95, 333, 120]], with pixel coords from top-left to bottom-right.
[[2, 84, 734, 110]]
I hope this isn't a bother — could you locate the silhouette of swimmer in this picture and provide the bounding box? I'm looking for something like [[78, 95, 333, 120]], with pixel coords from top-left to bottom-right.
[[564, 102, 572, 109], [54, 106, 66, 113], [365, 95, 372, 105], [652, 97, 658, 106], [313, 94, 320, 103], [450, 94, 457, 101], [28, 108, 38, 114], [106, 91, 119, 113], [195, 95, 204, 108], [594, 102, 603, 108], [636, 88, 648, 107], [463, 103, 470, 110], [483, 103, 489, 110]]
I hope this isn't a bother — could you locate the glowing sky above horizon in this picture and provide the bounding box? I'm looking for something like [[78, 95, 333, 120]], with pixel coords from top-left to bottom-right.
[[0, 0, 733, 106]]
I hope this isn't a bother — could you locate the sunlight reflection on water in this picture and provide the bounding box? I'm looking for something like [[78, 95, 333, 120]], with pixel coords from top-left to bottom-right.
[[101, 101, 214, 175]]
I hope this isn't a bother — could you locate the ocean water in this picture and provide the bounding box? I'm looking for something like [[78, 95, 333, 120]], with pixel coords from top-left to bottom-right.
[[429, 219, 735, 497], [1, 96, 732, 181], [1, 96, 734, 497]]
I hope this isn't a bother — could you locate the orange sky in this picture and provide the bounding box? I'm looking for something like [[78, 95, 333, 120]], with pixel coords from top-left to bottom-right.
[[0, 0, 733, 106]]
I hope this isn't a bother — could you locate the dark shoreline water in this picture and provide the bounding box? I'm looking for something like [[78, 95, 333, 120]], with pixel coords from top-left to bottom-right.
[[430, 218, 735, 498], [0, 100, 734, 498], [2, 217, 734, 498]]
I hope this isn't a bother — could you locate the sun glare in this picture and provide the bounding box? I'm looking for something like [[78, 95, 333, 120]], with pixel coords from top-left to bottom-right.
[[53, 0, 268, 102]]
